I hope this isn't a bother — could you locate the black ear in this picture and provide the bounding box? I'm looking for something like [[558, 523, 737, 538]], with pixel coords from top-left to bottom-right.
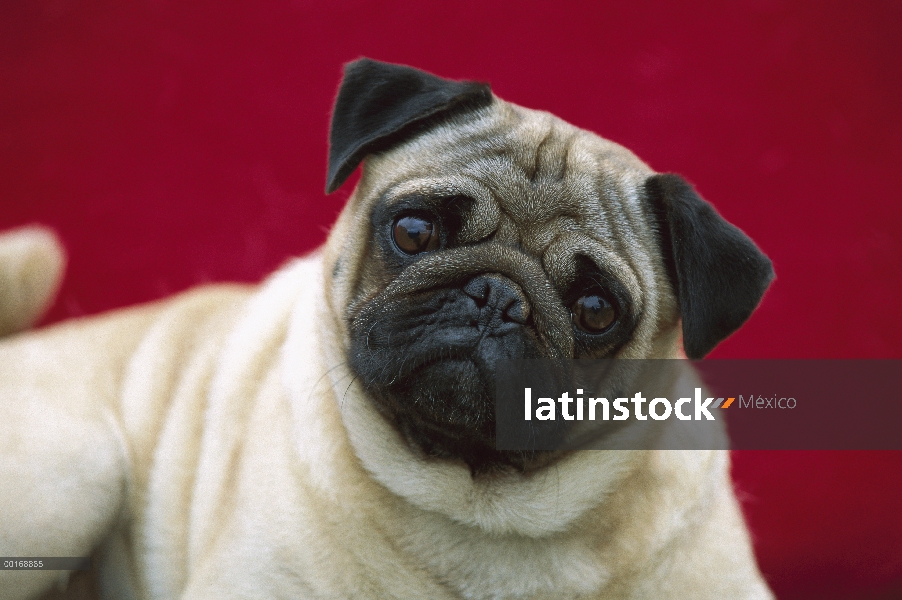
[[326, 58, 493, 193], [645, 174, 774, 358]]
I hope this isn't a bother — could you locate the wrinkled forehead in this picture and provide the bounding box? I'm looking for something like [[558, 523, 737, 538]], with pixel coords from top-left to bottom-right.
[[358, 100, 657, 287]]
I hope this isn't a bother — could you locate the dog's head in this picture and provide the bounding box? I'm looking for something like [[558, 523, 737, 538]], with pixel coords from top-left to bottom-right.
[[321, 59, 773, 472]]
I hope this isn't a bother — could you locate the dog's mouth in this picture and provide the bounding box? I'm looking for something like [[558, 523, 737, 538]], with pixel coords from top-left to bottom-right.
[[348, 295, 559, 472], [358, 346, 520, 472]]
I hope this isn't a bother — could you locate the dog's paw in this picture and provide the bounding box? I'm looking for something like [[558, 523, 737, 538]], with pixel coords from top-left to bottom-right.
[[0, 226, 66, 336]]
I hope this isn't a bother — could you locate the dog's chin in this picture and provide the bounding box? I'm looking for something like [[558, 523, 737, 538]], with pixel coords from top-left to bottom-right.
[[366, 356, 548, 474]]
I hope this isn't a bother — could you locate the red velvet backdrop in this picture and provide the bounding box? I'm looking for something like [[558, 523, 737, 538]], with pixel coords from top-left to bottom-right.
[[2, 2, 901, 598]]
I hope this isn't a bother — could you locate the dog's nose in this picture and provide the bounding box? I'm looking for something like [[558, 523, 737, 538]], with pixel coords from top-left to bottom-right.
[[463, 274, 530, 324]]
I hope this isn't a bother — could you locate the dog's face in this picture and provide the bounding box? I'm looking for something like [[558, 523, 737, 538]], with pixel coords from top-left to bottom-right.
[[321, 60, 773, 472]]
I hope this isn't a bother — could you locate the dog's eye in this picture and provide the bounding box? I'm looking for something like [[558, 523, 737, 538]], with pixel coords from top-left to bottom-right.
[[571, 294, 616, 333], [392, 215, 439, 255]]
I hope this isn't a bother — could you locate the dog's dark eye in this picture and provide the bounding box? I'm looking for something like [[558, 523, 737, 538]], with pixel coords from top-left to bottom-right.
[[392, 215, 439, 255], [571, 294, 616, 333]]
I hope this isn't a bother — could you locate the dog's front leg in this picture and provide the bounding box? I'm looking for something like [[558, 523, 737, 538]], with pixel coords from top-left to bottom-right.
[[0, 325, 133, 600]]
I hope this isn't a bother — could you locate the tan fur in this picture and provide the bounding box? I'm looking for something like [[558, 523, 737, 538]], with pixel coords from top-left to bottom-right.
[[0, 97, 772, 599], [0, 227, 65, 337]]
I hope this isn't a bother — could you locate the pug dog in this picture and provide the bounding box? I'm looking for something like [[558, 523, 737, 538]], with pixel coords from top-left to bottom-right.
[[0, 58, 774, 599]]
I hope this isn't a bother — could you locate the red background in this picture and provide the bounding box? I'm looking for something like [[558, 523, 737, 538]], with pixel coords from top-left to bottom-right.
[[2, 1, 901, 598]]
